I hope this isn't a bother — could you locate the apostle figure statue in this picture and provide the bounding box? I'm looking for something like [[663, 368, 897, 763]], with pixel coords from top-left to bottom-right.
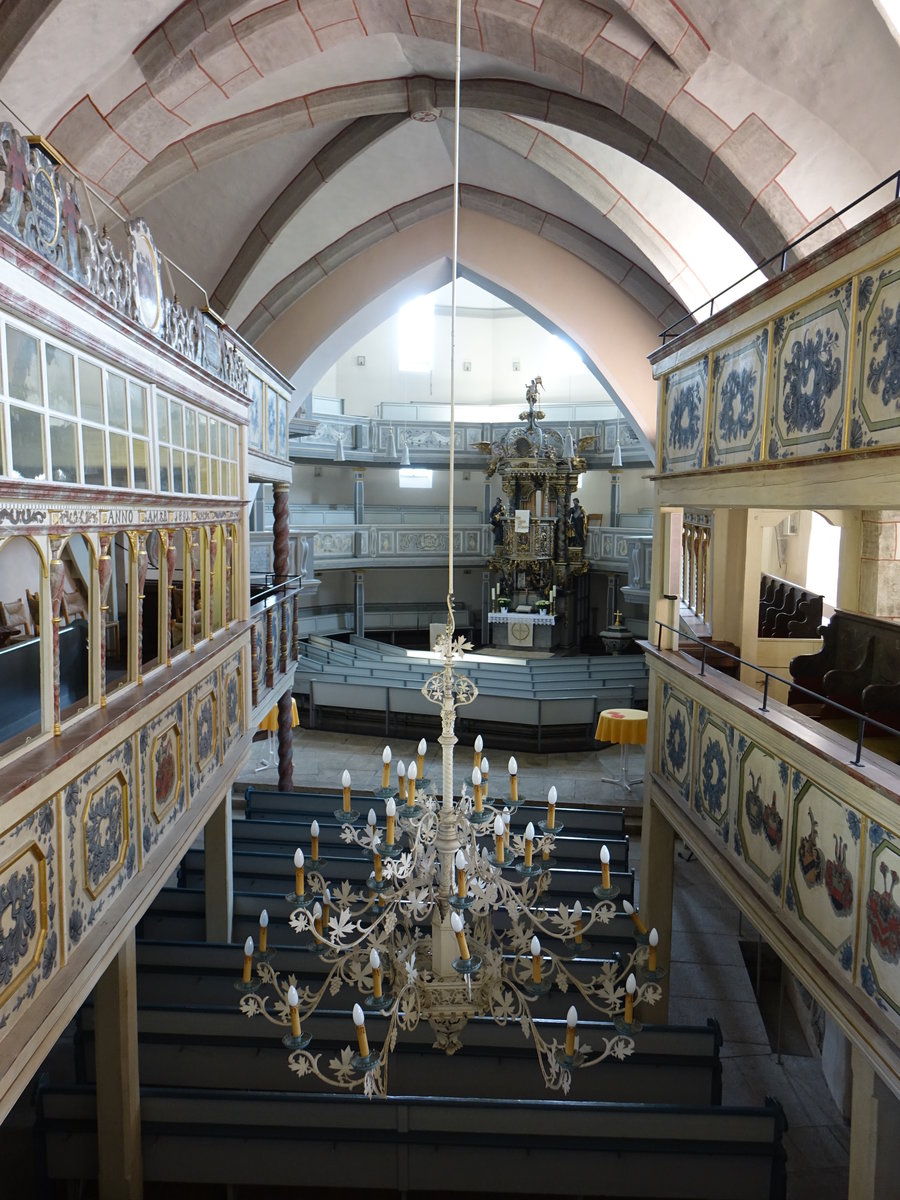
[[490, 497, 506, 545], [567, 497, 586, 548]]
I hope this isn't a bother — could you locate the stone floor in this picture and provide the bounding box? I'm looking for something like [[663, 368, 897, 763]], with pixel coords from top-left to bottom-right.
[[242, 726, 852, 1200]]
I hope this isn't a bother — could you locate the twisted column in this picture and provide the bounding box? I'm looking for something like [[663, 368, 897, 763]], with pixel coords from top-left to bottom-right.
[[277, 688, 294, 792], [50, 537, 65, 735], [164, 530, 176, 666], [208, 525, 218, 637], [273, 483, 290, 584], [98, 533, 112, 705]]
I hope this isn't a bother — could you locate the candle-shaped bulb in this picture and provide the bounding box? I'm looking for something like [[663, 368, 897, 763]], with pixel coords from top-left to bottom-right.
[[397, 760, 406, 776], [342, 769, 351, 787], [573, 899, 583, 919], [455, 849, 466, 870], [493, 814, 504, 837], [352, 1002, 370, 1057], [385, 797, 396, 845], [309, 821, 319, 861], [455, 847, 467, 896], [367, 808, 377, 829], [386, 798, 396, 815], [417, 737, 427, 756], [548, 785, 557, 804], [397, 759, 407, 800], [525, 821, 535, 839], [242, 936, 254, 983], [481, 756, 490, 776], [373, 836, 383, 882], [287, 984, 301, 1037], [293, 847, 305, 897], [493, 812, 505, 863], [648, 927, 659, 972], [381, 745, 392, 787], [508, 756, 517, 776], [508, 755, 519, 802], [310, 821, 319, 838], [524, 820, 534, 867], [258, 908, 269, 952], [408, 762, 417, 781], [565, 1004, 577, 1057], [294, 848, 304, 868], [600, 843, 611, 890], [573, 898, 583, 943], [624, 971, 637, 1025], [369, 947, 381, 970], [626, 972, 636, 994], [472, 765, 483, 813], [531, 934, 542, 983], [623, 899, 648, 935], [341, 768, 351, 812], [244, 936, 254, 955], [475, 734, 483, 753], [450, 909, 470, 960], [546, 784, 557, 829], [472, 766, 482, 786], [370, 946, 383, 997]]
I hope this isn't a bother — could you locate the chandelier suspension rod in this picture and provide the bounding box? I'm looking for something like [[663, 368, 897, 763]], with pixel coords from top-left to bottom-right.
[[447, 0, 462, 615]]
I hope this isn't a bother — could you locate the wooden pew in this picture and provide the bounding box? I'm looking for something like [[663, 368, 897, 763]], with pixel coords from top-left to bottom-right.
[[758, 573, 823, 639], [74, 1002, 723, 1106], [36, 1083, 787, 1199]]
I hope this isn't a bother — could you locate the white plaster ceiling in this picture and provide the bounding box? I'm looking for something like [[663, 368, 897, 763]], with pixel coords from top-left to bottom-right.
[[0, 0, 897, 400]]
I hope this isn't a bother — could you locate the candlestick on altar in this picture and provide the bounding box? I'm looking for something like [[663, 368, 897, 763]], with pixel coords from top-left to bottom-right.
[[381, 745, 392, 788]]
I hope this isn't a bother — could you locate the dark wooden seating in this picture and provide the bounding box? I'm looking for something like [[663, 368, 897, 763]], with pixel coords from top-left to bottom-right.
[[789, 609, 900, 732], [759, 573, 823, 638], [36, 1083, 787, 1199]]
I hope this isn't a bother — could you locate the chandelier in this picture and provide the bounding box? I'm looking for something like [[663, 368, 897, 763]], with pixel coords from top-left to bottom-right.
[[236, 0, 661, 1096]]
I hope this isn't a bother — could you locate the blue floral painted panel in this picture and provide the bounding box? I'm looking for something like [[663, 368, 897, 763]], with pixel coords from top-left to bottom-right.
[[0, 799, 56, 1026], [693, 711, 733, 843], [769, 286, 850, 459], [661, 358, 708, 473], [708, 330, 768, 467], [851, 258, 900, 449], [659, 684, 694, 803]]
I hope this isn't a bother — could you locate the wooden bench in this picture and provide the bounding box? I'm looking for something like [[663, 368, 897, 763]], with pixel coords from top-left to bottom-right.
[[74, 1001, 723, 1106], [36, 1083, 787, 1199], [759, 573, 823, 638]]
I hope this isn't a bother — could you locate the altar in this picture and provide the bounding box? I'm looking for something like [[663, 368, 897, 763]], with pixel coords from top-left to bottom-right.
[[488, 610, 556, 650]]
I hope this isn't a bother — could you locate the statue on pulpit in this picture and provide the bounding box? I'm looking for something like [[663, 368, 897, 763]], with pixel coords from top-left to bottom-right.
[[567, 497, 586, 548], [490, 497, 506, 545]]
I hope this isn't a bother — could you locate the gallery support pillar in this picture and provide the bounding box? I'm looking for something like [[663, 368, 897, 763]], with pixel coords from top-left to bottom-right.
[[94, 931, 143, 1200], [204, 790, 233, 942], [272, 483, 293, 789], [638, 793, 676, 1022]]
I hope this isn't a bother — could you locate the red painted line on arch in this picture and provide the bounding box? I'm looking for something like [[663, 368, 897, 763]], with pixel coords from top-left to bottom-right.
[[190, 49, 228, 98]]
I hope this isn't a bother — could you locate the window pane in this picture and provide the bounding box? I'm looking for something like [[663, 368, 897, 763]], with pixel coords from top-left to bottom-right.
[[79, 360, 103, 422], [198, 413, 208, 454], [46, 345, 76, 415], [210, 455, 219, 494], [156, 393, 169, 441], [172, 448, 185, 492], [186, 453, 198, 494], [129, 382, 147, 435], [159, 447, 170, 491], [199, 455, 209, 493], [49, 417, 79, 483], [82, 426, 105, 486], [133, 440, 150, 490], [209, 418, 218, 458], [9, 406, 44, 477], [109, 432, 129, 487], [170, 400, 184, 447], [228, 425, 236, 462], [184, 408, 196, 450], [7, 327, 42, 405], [107, 373, 127, 429]]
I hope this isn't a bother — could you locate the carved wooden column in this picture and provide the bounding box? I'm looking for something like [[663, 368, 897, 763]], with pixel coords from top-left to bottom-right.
[[49, 537, 65, 735], [292, 591, 300, 661], [135, 535, 148, 686], [277, 688, 294, 791], [224, 527, 233, 628], [188, 528, 200, 651], [273, 483, 290, 585], [94, 931, 143, 1200], [98, 533, 112, 706], [164, 530, 176, 667], [272, 483, 293, 789], [279, 596, 289, 675], [251, 621, 260, 708], [265, 606, 275, 689]]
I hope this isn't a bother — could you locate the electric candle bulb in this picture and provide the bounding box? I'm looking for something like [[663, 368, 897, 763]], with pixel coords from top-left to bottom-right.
[[258, 908, 269, 954], [397, 760, 407, 800], [322, 887, 331, 932], [369, 947, 383, 998], [352, 1002, 370, 1058], [565, 1005, 578, 1057], [472, 766, 483, 812], [310, 821, 319, 861], [623, 899, 648, 935], [313, 901, 322, 938], [508, 755, 518, 803], [481, 756, 490, 792], [367, 808, 377, 834], [373, 837, 383, 883], [524, 821, 535, 868], [502, 806, 511, 849], [455, 848, 467, 897], [573, 899, 583, 944], [547, 784, 557, 829], [493, 813, 505, 863], [648, 927, 659, 972], [341, 768, 351, 813], [473, 734, 483, 767], [386, 797, 396, 845], [381, 745, 392, 788], [531, 935, 542, 983], [625, 972, 636, 1024], [407, 761, 418, 807], [287, 985, 302, 1037], [417, 738, 426, 777], [293, 847, 305, 897], [450, 910, 470, 960], [600, 844, 611, 890], [242, 936, 254, 983]]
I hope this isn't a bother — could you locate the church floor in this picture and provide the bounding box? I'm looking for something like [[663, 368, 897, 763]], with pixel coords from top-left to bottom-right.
[[242, 727, 851, 1200]]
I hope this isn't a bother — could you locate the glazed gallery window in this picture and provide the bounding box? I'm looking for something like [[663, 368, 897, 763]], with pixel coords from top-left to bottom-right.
[[0, 316, 238, 497]]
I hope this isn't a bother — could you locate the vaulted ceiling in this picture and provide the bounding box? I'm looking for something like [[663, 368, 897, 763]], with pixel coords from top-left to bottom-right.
[[1, 0, 897, 426]]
